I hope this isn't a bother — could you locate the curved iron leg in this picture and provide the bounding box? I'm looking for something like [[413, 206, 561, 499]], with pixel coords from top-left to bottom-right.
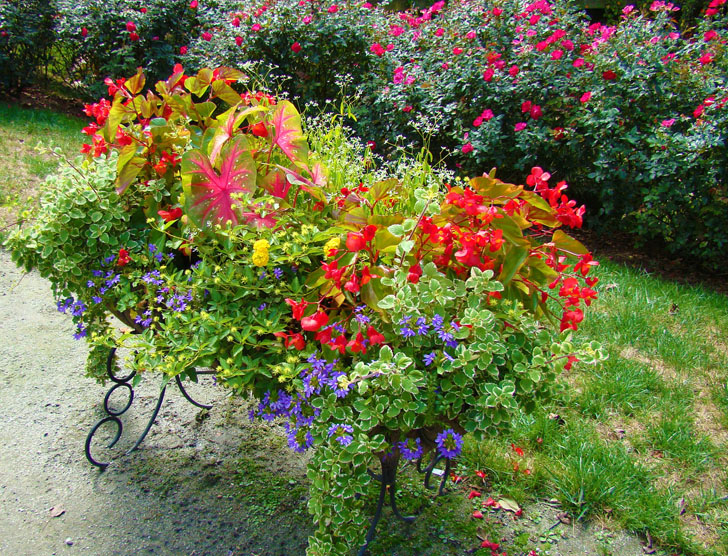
[[357, 475, 388, 556], [423, 453, 444, 490], [84, 416, 123, 470], [175, 375, 212, 409], [357, 454, 416, 555], [125, 385, 167, 454], [86, 347, 215, 468]]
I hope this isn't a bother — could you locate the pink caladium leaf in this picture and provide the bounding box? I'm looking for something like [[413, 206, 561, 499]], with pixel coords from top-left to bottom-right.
[[209, 105, 267, 165], [239, 205, 278, 229], [182, 136, 257, 227], [260, 169, 292, 199], [276, 164, 326, 203], [271, 100, 309, 165]]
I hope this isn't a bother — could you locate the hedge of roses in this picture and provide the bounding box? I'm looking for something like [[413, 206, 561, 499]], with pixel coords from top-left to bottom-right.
[[7, 0, 723, 269], [6, 66, 604, 555], [192, 0, 725, 269]]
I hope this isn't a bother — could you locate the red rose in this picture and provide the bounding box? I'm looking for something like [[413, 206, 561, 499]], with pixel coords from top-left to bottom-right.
[[291, 41, 302, 53]]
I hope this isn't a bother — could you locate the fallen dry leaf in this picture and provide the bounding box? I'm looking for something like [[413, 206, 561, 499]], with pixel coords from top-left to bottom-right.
[[497, 497, 521, 513], [49, 506, 65, 518]]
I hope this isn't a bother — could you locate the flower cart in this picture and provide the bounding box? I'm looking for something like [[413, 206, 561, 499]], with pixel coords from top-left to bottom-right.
[[6, 66, 603, 555]]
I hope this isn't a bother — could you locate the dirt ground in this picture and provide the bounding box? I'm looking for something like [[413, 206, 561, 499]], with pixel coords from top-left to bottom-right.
[[0, 249, 654, 556]]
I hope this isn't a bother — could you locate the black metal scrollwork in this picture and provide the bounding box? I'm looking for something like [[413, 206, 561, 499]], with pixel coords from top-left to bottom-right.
[[357, 451, 452, 556], [84, 347, 213, 470]]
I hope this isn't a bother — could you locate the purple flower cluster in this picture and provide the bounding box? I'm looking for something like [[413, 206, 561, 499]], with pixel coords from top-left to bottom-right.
[[328, 423, 354, 446], [394, 313, 460, 367], [165, 290, 192, 312], [354, 304, 370, 326], [57, 297, 88, 340], [435, 428, 463, 459], [250, 353, 352, 453], [134, 309, 153, 328], [397, 437, 423, 461], [142, 270, 164, 286]]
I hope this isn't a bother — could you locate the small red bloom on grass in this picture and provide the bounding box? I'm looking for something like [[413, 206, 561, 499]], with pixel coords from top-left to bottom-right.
[[511, 443, 525, 457], [481, 540, 500, 550], [483, 497, 499, 507], [472, 510, 484, 519], [468, 490, 481, 499], [328, 4, 338, 13]]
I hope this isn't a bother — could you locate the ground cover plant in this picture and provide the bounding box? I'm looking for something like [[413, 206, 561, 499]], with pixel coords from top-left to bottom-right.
[[4, 66, 605, 555]]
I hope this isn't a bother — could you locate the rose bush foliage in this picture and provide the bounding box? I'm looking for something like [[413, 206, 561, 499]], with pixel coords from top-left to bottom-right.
[[6, 67, 604, 554]]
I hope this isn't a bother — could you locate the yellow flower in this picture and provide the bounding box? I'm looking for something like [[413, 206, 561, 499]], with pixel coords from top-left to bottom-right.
[[253, 239, 269, 253], [252, 250, 269, 267], [324, 237, 340, 257]]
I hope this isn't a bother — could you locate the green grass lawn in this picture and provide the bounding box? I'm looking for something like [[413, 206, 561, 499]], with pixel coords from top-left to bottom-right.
[[453, 260, 728, 556], [0, 101, 84, 231], [1, 103, 726, 555]]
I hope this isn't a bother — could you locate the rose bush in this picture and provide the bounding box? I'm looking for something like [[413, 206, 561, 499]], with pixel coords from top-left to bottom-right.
[[5, 0, 728, 268], [6, 66, 604, 554]]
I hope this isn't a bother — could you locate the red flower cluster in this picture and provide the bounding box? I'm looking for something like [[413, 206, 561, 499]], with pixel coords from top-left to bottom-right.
[[117, 248, 131, 266]]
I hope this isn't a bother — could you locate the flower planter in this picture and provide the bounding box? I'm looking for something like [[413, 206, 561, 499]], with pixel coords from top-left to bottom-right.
[[5, 66, 604, 555]]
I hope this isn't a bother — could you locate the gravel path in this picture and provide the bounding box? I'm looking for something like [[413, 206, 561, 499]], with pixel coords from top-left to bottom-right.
[[0, 249, 310, 556]]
